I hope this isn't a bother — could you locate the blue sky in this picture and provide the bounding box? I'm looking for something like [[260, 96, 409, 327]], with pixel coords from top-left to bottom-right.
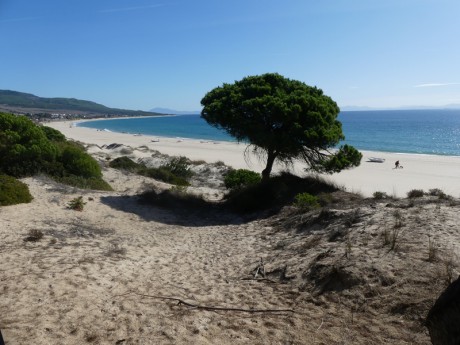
[[1, 0, 459, 111]]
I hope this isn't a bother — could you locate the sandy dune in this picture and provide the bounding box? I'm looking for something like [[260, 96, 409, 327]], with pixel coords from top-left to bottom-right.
[[1, 119, 460, 344], [47, 120, 460, 198]]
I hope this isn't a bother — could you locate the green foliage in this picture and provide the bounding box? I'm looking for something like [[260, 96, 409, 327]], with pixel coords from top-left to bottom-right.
[[143, 167, 190, 186], [54, 175, 112, 191], [407, 189, 424, 198], [373, 191, 389, 200], [109, 156, 190, 186], [162, 156, 193, 179], [0, 174, 33, 206], [0, 113, 110, 190], [109, 156, 140, 171], [294, 192, 320, 210], [224, 172, 338, 214], [224, 169, 261, 190], [0, 113, 59, 176], [201, 73, 362, 179], [41, 125, 66, 142], [58, 142, 102, 178], [139, 188, 208, 210], [67, 196, 86, 211]]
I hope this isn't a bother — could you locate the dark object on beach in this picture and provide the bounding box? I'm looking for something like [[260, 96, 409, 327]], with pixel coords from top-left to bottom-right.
[[395, 160, 400, 168], [0, 329, 5, 345], [426, 275, 460, 345]]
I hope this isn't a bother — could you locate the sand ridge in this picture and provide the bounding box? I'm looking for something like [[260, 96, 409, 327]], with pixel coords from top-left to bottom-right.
[[1, 121, 460, 344]]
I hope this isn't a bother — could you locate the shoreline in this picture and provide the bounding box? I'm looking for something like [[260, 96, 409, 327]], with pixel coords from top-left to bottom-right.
[[47, 120, 460, 198]]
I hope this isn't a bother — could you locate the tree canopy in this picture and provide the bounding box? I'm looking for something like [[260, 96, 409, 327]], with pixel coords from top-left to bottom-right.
[[201, 73, 362, 179]]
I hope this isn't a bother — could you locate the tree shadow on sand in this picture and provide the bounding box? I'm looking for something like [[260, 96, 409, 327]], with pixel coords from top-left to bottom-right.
[[100, 173, 341, 227], [99, 191, 245, 227]]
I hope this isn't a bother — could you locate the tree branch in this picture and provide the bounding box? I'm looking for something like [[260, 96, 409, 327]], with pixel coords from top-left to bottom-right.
[[115, 290, 295, 314]]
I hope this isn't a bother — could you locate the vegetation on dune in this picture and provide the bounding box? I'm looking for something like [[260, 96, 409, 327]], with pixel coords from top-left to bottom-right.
[[0, 112, 112, 203], [293, 192, 321, 210], [224, 169, 261, 191], [224, 172, 339, 214], [0, 174, 33, 206], [201, 73, 362, 180], [67, 196, 87, 211], [109, 155, 193, 186]]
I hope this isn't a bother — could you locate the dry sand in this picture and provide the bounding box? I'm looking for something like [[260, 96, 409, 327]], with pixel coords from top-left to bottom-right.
[[1, 119, 460, 344], [47, 119, 460, 198]]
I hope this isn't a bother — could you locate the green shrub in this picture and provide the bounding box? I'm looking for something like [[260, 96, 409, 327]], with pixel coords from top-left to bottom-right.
[[224, 172, 338, 214], [144, 167, 190, 186], [407, 189, 424, 198], [0, 113, 109, 191], [428, 188, 450, 200], [67, 196, 86, 211], [373, 191, 388, 200], [109, 156, 140, 171], [0, 113, 59, 176], [109, 156, 191, 186], [41, 125, 66, 142], [224, 169, 261, 190], [58, 142, 102, 178], [0, 174, 33, 206], [54, 175, 113, 191], [162, 156, 193, 179], [294, 192, 320, 210], [139, 188, 208, 210]]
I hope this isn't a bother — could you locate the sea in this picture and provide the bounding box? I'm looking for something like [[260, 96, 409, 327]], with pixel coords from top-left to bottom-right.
[[77, 109, 460, 157]]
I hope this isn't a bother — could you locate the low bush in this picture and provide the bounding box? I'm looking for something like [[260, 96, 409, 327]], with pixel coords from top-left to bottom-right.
[[161, 156, 193, 179], [67, 196, 86, 211], [407, 189, 424, 198], [0, 113, 110, 190], [428, 188, 450, 200], [41, 125, 66, 142], [294, 192, 320, 210], [224, 169, 261, 190], [144, 167, 190, 186], [224, 172, 338, 214], [24, 229, 44, 242], [0, 174, 33, 206], [54, 175, 112, 191], [109, 156, 191, 186], [109, 156, 140, 171], [373, 191, 388, 200], [139, 188, 208, 210]]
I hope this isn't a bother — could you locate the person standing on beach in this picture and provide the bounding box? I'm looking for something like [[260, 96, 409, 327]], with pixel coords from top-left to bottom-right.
[[394, 160, 400, 169]]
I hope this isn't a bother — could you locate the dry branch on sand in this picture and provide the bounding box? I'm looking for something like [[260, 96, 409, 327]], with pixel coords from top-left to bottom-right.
[[115, 290, 295, 314]]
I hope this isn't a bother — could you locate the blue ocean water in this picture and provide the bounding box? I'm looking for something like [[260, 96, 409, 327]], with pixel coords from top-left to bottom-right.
[[78, 109, 460, 156]]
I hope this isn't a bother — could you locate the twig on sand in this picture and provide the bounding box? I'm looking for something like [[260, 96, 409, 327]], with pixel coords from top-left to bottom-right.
[[253, 257, 266, 279], [115, 290, 295, 314]]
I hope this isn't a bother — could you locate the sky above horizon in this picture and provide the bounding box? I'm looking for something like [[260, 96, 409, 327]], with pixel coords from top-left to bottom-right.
[[1, 0, 459, 111]]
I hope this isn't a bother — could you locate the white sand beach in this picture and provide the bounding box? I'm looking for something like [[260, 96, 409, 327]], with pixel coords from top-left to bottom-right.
[[48, 120, 460, 198], [2, 118, 459, 344]]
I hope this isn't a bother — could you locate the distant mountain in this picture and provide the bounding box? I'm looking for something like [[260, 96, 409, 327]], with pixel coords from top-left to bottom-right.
[[340, 105, 376, 111], [150, 107, 200, 115], [0, 90, 162, 117]]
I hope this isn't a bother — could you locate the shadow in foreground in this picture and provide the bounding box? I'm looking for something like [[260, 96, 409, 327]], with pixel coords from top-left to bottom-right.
[[100, 173, 341, 227]]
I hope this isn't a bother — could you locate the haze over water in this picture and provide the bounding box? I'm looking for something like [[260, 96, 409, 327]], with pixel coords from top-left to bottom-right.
[[78, 109, 460, 156]]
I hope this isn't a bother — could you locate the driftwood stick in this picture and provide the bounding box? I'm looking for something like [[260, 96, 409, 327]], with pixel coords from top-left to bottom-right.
[[116, 290, 294, 314]]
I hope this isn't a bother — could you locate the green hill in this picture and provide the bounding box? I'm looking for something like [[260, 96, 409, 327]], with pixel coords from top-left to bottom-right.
[[0, 90, 161, 117]]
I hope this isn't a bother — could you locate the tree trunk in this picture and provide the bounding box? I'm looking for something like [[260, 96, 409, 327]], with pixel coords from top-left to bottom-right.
[[261, 150, 276, 181]]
